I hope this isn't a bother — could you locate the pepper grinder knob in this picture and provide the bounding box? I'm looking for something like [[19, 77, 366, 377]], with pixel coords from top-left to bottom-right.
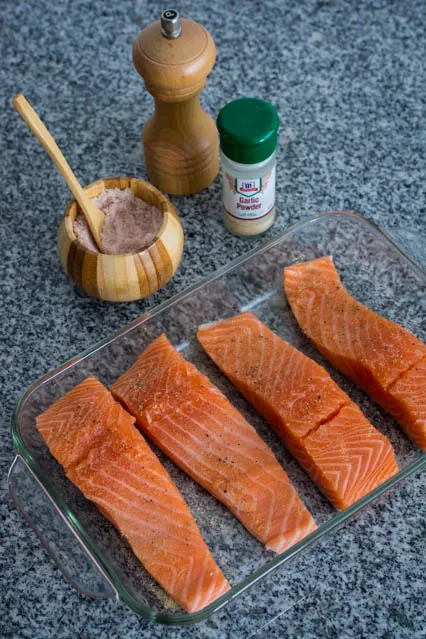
[[133, 9, 218, 195], [160, 9, 181, 38]]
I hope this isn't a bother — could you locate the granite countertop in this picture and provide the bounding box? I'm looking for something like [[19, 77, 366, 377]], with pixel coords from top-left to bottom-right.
[[1, 0, 425, 637]]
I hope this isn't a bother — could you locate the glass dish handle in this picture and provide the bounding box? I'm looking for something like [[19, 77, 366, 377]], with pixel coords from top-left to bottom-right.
[[8, 455, 117, 600]]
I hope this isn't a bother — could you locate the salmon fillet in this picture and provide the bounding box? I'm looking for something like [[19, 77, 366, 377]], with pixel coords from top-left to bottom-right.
[[111, 335, 317, 553], [36, 377, 230, 612], [198, 313, 399, 510], [284, 256, 426, 450]]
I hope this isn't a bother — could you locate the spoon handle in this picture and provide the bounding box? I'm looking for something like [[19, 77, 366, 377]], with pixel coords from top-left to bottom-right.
[[13, 93, 105, 251]]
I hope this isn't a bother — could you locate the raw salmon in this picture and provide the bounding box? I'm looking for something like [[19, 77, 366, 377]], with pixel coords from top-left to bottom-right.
[[36, 377, 230, 612], [111, 335, 317, 553], [284, 256, 426, 450], [198, 313, 399, 510]]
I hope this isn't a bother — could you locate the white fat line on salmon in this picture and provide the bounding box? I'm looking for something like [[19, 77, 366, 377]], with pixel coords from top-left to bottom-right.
[[92, 469, 191, 520], [156, 406, 295, 540], [149, 410, 283, 530], [81, 481, 201, 547]]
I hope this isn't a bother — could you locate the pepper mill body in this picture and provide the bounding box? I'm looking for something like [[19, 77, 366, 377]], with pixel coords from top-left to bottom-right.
[[133, 12, 218, 195]]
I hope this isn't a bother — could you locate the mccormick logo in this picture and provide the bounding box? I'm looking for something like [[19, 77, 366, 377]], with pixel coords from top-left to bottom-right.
[[235, 178, 262, 197], [241, 181, 257, 192]]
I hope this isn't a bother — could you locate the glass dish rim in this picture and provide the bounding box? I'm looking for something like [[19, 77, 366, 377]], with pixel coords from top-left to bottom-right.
[[10, 210, 426, 626]]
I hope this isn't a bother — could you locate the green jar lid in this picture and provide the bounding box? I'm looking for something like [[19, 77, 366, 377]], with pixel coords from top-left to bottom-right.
[[217, 97, 279, 164]]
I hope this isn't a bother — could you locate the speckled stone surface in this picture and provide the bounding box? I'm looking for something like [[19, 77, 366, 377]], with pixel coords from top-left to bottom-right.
[[1, 0, 425, 637]]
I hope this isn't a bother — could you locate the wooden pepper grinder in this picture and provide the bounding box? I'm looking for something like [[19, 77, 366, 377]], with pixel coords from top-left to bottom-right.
[[133, 9, 218, 195]]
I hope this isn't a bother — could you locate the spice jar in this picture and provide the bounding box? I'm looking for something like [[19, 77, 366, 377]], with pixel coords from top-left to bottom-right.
[[217, 98, 279, 236]]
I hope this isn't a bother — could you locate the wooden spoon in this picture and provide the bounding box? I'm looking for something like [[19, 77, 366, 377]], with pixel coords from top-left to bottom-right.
[[13, 93, 105, 251]]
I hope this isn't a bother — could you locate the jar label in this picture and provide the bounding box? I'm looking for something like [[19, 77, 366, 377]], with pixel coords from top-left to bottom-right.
[[223, 166, 276, 221]]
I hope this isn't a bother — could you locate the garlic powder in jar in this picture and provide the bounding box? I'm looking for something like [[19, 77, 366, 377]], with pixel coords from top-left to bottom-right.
[[217, 98, 279, 236]]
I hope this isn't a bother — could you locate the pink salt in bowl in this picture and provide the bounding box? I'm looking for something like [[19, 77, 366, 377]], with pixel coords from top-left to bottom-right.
[[58, 176, 184, 302]]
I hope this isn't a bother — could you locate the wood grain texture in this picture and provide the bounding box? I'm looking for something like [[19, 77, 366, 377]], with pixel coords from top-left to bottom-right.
[[133, 17, 218, 195], [58, 177, 184, 302]]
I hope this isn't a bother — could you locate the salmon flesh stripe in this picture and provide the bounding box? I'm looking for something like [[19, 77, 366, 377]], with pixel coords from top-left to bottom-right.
[[111, 335, 317, 554], [36, 377, 230, 612], [197, 313, 399, 510], [284, 256, 426, 450]]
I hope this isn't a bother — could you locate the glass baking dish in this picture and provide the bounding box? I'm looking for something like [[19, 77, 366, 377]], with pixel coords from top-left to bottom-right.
[[8, 211, 426, 626]]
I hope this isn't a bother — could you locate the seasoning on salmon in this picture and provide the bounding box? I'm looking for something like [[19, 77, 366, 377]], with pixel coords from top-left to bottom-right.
[[111, 335, 317, 553], [198, 313, 399, 510], [36, 377, 230, 613], [284, 256, 426, 450]]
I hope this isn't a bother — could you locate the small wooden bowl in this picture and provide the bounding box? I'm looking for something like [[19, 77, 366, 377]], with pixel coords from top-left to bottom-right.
[[58, 176, 184, 302]]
